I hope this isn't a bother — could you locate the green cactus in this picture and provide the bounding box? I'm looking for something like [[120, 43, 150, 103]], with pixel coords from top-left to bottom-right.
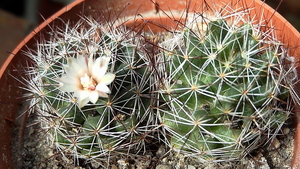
[[157, 15, 295, 161], [24, 18, 156, 161], [21, 4, 297, 167]]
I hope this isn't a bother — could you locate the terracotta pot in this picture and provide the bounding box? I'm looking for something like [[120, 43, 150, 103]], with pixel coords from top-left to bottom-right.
[[1, 0, 299, 168]]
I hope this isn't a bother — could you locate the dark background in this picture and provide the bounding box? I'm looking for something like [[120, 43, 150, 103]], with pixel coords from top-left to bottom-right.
[[0, 0, 71, 67], [266, 0, 300, 31], [0, 0, 69, 26]]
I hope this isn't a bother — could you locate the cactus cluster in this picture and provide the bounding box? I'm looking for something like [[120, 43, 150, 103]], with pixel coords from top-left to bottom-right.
[[22, 4, 297, 166]]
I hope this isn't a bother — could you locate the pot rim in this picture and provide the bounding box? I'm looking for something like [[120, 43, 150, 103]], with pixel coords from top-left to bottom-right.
[[1, 0, 300, 168]]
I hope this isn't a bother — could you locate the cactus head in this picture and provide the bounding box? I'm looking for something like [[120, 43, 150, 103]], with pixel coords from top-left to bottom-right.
[[157, 11, 296, 161], [24, 17, 158, 163]]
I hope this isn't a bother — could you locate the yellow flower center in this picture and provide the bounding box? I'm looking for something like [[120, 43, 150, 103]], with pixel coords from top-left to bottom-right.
[[80, 73, 97, 91]]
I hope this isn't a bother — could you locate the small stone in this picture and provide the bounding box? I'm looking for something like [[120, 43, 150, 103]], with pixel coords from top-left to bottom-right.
[[111, 164, 118, 169], [187, 165, 196, 169], [90, 160, 101, 168], [156, 145, 166, 158], [283, 128, 290, 135], [156, 164, 172, 169], [161, 157, 168, 163], [248, 156, 270, 169], [118, 159, 129, 169], [269, 137, 281, 150], [135, 155, 151, 169]]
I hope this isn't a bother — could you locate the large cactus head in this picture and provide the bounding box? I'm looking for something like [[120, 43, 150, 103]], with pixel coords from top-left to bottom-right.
[[23, 18, 158, 162], [156, 10, 297, 161]]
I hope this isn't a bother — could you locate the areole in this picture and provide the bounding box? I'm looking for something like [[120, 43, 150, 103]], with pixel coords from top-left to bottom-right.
[[1, 0, 300, 168]]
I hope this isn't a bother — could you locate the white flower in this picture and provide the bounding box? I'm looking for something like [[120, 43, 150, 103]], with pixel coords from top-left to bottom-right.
[[58, 55, 115, 108]]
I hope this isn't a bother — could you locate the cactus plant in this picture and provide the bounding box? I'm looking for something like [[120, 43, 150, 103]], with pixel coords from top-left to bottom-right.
[[156, 10, 297, 161], [22, 17, 159, 165], [20, 1, 298, 167]]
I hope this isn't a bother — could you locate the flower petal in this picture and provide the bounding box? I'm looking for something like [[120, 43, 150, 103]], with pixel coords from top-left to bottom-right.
[[74, 90, 90, 103], [58, 74, 80, 85], [96, 83, 111, 94], [98, 73, 115, 85], [57, 75, 81, 92], [88, 54, 94, 75], [92, 57, 110, 78], [60, 83, 80, 93], [77, 97, 89, 108], [98, 91, 108, 98], [89, 91, 99, 104], [69, 56, 88, 76], [64, 65, 81, 78]]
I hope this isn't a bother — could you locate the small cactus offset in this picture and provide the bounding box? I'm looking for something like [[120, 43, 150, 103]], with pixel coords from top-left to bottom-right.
[[23, 17, 157, 162], [156, 10, 297, 161], [20, 2, 298, 167]]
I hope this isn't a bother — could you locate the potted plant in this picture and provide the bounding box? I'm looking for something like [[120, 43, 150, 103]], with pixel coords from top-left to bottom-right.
[[1, 0, 300, 168]]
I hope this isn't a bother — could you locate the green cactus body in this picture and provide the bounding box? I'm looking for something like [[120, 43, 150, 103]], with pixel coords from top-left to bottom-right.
[[24, 18, 156, 160], [158, 15, 294, 160]]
